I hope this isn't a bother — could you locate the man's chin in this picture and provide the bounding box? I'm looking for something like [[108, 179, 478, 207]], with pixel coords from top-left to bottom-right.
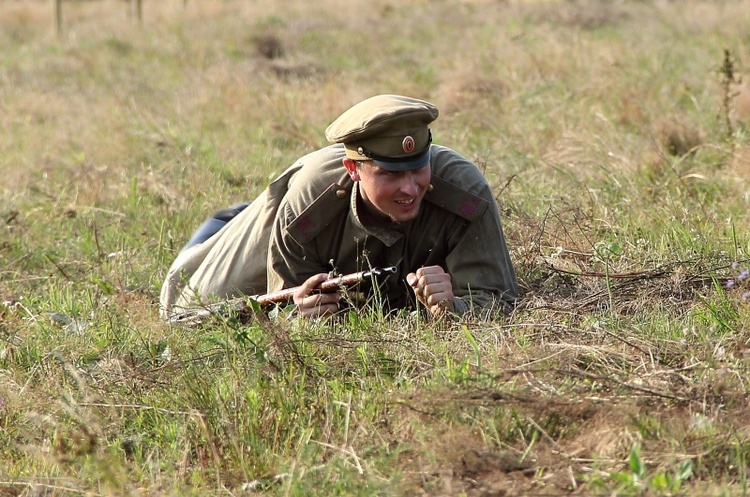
[[389, 210, 420, 224]]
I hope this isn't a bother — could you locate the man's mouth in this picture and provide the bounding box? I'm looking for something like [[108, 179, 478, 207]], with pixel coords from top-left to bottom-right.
[[395, 199, 415, 206]]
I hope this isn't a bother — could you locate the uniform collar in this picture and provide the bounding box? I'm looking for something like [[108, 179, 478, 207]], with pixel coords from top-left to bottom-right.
[[349, 182, 403, 247]]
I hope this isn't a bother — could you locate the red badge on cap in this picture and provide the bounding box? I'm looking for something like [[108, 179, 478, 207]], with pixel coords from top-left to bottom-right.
[[402, 136, 415, 153]]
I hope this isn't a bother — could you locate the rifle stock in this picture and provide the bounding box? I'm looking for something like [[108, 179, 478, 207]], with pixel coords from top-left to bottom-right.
[[168, 266, 397, 325]]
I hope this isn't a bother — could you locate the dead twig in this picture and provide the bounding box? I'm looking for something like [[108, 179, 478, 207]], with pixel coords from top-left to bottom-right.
[[503, 366, 689, 402]]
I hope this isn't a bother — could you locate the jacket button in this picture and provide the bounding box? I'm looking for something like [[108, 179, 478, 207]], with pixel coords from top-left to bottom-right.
[[336, 189, 347, 199], [427, 184, 434, 192]]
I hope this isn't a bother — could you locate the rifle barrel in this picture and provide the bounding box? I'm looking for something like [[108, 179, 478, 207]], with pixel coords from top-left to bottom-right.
[[253, 266, 397, 306]]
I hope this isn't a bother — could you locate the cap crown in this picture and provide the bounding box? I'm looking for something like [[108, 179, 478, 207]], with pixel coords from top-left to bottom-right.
[[325, 94, 439, 165]]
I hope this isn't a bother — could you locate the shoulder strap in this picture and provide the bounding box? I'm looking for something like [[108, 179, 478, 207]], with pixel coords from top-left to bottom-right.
[[425, 175, 489, 222], [287, 183, 351, 245]]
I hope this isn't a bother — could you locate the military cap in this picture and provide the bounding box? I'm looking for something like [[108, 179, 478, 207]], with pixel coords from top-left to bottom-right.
[[325, 94, 439, 171]]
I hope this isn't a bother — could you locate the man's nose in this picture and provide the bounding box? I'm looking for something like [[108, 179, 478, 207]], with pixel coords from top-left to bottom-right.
[[399, 172, 419, 194]]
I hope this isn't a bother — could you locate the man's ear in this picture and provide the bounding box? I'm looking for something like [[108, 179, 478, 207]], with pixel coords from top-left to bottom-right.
[[343, 158, 361, 181]]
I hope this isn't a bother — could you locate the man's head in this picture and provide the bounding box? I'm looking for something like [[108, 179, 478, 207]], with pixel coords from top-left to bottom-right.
[[325, 94, 439, 171], [326, 94, 439, 224]]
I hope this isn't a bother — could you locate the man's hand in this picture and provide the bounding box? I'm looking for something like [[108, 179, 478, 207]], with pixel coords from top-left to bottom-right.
[[407, 265, 455, 317], [293, 273, 341, 319]]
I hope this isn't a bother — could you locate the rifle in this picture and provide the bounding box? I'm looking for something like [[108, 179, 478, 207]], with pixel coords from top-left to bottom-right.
[[168, 266, 397, 325]]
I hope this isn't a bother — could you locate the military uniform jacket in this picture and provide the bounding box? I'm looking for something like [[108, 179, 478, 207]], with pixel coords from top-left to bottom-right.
[[160, 143, 518, 318]]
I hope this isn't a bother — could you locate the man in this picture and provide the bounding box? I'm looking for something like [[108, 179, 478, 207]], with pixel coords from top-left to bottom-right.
[[160, 94, 518, 320]]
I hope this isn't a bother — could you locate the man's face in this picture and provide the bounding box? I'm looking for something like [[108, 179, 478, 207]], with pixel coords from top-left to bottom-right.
[[344, 159, 431, 224]]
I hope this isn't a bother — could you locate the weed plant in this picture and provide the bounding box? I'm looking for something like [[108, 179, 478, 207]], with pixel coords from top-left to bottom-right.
[[2, 0, 750, 494]]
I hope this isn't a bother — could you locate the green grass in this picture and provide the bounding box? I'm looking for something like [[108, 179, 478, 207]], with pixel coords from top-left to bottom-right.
[[2, 0, 750, 494]]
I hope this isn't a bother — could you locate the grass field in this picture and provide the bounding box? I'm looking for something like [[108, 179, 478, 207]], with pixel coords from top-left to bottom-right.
[[2, 0, 750, 495]]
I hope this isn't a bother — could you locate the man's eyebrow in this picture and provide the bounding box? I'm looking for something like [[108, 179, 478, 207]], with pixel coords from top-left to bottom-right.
[[365, 163, 386, 173]]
